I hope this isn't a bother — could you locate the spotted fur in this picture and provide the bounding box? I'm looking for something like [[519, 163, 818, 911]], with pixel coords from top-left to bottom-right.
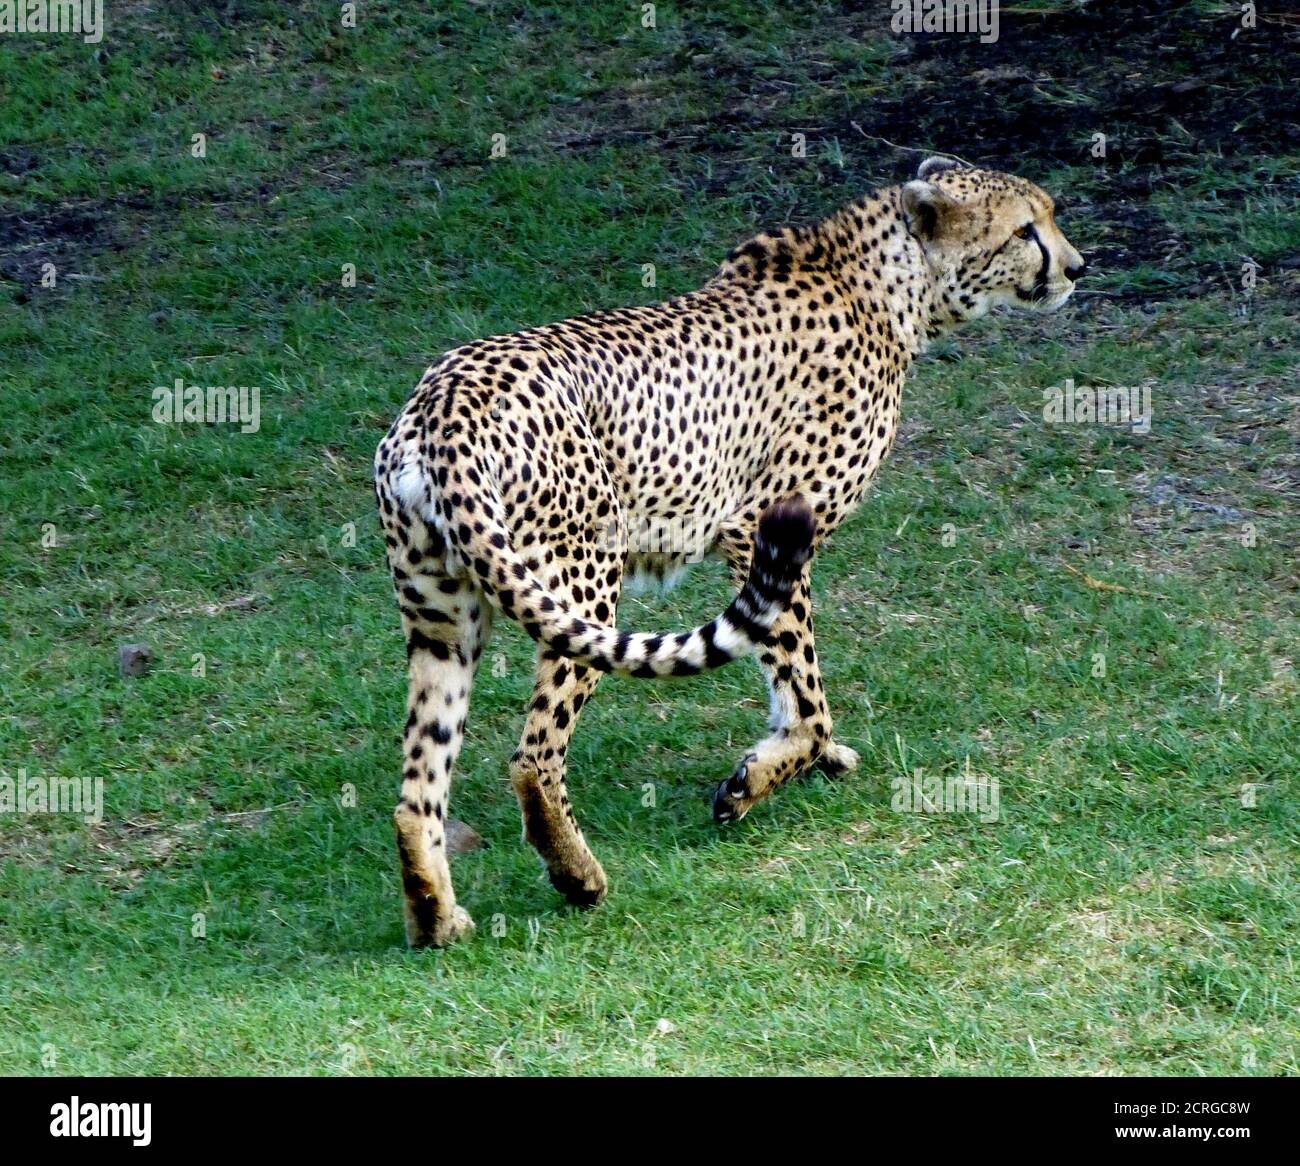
[[374, 159, 1085, 946]]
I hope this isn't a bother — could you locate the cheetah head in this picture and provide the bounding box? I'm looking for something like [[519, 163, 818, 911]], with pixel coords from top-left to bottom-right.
[[900, 156, 1086, 327]]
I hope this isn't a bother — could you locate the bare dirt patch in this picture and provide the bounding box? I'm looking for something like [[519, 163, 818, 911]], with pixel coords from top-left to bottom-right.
[[0, 200, 118, 298]]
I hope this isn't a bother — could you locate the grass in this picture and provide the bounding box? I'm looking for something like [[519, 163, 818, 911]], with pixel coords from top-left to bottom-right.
[[0, 1, 1297, 1075]]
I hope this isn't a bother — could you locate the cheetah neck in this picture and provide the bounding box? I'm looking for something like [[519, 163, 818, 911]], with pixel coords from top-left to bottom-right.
[[711, 188, 944, 382], [817, 188, 941, 363]]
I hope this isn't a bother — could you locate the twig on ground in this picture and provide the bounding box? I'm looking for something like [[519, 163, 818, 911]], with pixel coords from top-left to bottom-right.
[[1061, 561, 1167, 600]]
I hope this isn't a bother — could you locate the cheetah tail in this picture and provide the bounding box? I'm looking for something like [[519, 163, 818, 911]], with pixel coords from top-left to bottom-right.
[[458, 497, 815, 679]]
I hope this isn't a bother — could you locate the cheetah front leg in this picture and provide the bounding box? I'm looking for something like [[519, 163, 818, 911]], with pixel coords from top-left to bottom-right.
[[711, 561, 858, 823]]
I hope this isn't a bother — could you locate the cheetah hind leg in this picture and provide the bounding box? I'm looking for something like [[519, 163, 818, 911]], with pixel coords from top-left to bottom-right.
[[391, 584, 491, 948]]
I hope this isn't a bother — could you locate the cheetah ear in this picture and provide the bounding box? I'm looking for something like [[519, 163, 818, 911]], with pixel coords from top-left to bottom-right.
[[901, 179, 961, 241], [917, 155, 963, 180]]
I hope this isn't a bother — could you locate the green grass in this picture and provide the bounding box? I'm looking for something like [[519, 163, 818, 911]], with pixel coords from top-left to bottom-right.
[[1, 1, 1297, 1075]]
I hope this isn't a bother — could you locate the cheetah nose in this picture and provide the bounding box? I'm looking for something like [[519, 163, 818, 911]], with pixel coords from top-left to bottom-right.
[[1064, 259, 1087, 282]]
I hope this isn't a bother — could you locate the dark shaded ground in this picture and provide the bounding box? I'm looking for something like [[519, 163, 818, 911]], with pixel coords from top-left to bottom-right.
[[0, 203, 113, 299], [875, 2, 1299, 167], [861, 1, 1299, 280]]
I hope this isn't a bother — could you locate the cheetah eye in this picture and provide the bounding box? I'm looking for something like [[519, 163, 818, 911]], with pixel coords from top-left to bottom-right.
[[1014, 224, 1034, 240]]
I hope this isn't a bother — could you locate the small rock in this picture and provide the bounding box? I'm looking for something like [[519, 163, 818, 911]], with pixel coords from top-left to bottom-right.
[[446, 819, 486, 855], [117, 643, 152, 678]]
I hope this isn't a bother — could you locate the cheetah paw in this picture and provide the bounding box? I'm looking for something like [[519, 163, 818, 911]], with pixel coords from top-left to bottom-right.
[[407, 904, 476, 949], [548, 860, 608, 908], [816, 741, 860, 776], [712, 757, 756, 824]]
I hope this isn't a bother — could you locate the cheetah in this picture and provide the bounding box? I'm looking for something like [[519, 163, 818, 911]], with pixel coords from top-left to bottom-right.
[[374, 157, 1086, 946]]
